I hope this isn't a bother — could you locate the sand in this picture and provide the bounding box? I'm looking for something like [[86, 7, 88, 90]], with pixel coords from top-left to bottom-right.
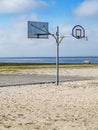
[[0, 68, 98, 130]]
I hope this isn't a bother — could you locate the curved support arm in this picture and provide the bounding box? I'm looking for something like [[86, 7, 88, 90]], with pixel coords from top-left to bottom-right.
[[58, 36, 64, 44], [58, 35, 72, 44], [50, 34, 57, 40]]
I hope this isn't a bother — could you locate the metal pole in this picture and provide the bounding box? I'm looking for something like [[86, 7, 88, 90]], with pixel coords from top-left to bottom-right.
[[56, 26, 59, 85]]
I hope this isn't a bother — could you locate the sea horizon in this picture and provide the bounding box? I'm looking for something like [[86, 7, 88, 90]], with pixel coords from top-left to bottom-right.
[[0, 56, 98, 57], [0, 56, 98, 64]]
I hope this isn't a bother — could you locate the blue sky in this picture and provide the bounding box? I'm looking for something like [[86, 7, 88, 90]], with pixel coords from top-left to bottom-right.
[[0, 0, 98, 57]]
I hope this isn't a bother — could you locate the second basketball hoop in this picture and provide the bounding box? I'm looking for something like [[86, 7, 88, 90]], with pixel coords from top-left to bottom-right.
[[72, 25, 85, 39]]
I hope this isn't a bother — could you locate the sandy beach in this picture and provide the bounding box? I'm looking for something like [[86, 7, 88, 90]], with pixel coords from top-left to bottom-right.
[[0, 68, 98, 130]]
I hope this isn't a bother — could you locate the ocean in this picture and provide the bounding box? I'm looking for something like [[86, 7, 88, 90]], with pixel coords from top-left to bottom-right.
[[0, 57, 98, 64]]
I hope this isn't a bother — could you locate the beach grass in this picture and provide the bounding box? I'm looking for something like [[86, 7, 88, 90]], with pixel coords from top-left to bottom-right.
[[0, 63, 98, 71]]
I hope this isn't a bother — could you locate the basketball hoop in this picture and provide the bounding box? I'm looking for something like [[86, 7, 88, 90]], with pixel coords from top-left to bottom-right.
[[27, 21, 88, 85], [72, 25, 85, 39]]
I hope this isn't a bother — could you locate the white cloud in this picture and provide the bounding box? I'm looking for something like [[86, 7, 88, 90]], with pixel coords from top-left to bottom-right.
[[1, 15, 98, 57], [0, 29, 4, 38], [0, 0, 47, 14], [74, 0, 98, 17], [1, 3, 98, 57], [1, 19, 98, 57], [0, 14, 56, 57]]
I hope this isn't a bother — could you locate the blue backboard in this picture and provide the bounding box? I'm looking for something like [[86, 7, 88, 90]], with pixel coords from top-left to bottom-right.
[[28, 21, 49, 39]]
